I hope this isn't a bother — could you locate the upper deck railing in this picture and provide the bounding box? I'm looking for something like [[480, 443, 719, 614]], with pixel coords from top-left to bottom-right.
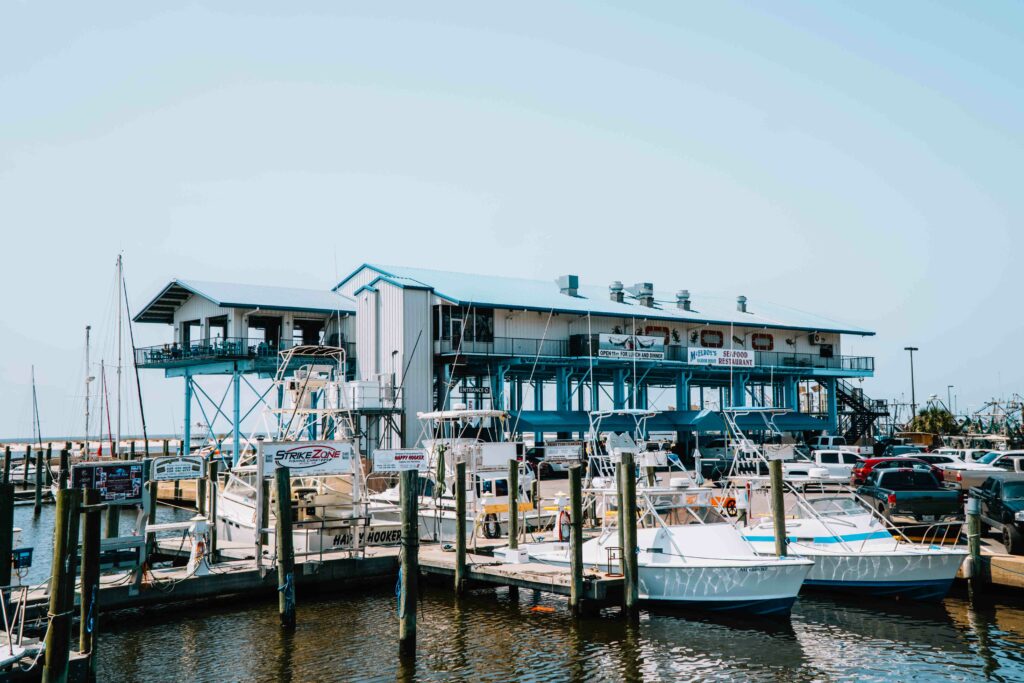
[[135, 337, 356, 370], [434, 336, 873, 373]]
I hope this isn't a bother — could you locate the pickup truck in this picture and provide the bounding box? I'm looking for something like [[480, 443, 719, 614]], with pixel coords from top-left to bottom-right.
[[785, 449, 862, 480], [943, 451, 1024, 490], [970, 474, 1024, 554], [857, 469, 961, 522]]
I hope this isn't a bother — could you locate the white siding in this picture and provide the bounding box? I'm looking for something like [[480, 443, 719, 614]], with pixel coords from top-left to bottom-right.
[[356, 289, 379, 379], [402, 288, 433, 447], [336, 268, 381, 299]]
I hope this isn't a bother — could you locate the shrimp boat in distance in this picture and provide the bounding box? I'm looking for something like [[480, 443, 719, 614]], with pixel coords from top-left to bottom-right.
[[216, 346, 402, 558], [369, 409, 557, 543]]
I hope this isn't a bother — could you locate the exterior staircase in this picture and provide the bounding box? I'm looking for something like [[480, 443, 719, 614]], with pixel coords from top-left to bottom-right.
[[835, 379, 888, 443]]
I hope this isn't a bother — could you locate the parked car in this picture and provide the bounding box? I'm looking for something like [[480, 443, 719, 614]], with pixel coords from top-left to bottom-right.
[[970, 474, 1024, 555], [523, 443, 583, 477], [944, 451, 1024, 491], [786, 449, 863, 480], [858, 469, 961, 522], [884, 444, 925, 457], [933, 447, 994, 463], [851, 457, 939, 486], [912, 453, 962, 470]]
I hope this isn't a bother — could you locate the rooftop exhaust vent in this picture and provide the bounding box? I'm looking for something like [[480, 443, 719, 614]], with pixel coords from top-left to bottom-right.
[[676, 290, 691, 311], [557, 274, 579, 297], [628, 282, 655, 308], [609, 281, 624, 303], [737, 295, 748, 313]]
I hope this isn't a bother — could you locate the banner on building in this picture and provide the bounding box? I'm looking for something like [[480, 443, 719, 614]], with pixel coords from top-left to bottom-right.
[[597, 334, 665, 360], [263, 441, 356, 475], [687, 347, 756, 368], [373, 448, 430, 473]]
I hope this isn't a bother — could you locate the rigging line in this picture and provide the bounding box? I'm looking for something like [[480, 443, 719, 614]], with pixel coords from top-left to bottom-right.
[[122, 276, 149, 449], [509, 307, 554, 438]]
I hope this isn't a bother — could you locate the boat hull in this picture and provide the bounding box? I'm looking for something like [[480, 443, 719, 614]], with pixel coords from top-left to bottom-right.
[[800, 551, 964, 601]]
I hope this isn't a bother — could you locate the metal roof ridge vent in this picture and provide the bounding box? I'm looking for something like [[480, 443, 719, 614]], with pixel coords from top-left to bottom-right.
[[676, 290, 691, 311], [737, 295, 748, 313], [609, 281, 624, 303], [557, 274, 580, 297], [628, 282, 655, 307]]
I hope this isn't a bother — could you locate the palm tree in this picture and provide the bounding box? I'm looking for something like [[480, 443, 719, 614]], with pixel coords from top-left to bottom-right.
[[907, 406, 961, 435]]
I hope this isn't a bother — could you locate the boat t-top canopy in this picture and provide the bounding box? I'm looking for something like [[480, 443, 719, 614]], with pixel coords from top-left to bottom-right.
[[417, 409, 509, 422]]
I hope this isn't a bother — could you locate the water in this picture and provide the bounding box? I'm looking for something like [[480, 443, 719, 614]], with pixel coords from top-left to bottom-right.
[[89, 584, 1024, 682], [12, 505, 1024, 682]]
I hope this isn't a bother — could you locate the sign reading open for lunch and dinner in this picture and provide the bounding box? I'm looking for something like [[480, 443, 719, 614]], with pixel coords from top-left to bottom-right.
[[373, 448, 430, 472], [687, 347, 756, 368], [597, 334, 665, 360], [263, 441, 355, 475], [152, 455, 205, 481]]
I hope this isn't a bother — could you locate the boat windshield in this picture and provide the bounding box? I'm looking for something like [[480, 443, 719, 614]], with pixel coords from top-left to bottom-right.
[[807, 497, 869, 517]]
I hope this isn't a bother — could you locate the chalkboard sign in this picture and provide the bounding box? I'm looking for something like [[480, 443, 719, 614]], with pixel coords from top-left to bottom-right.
[[71, 462, 144, 505]]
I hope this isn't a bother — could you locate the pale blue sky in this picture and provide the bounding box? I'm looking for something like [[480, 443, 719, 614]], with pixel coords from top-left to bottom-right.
[[2, 2, 1022, 437]]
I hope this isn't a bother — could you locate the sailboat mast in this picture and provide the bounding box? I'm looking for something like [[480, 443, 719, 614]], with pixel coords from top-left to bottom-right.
[[31, 365, 42, 447], [116, 254, 123, 457], [85, 325, 91, 448]]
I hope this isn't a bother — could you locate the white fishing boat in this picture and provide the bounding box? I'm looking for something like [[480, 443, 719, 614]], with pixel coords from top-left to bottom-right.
[[718, 407, 967, 602], [525, 484, 813, 616], [216, 346, 401, 558], [369, 409, 556, 543]]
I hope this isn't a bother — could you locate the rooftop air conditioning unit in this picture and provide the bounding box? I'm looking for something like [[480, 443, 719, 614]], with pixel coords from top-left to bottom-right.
[[810, 333, 827, 345]]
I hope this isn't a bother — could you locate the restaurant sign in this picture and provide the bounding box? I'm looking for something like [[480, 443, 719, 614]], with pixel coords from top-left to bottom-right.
[[687, 348, 756, 368], [597, 334, 665, 360]]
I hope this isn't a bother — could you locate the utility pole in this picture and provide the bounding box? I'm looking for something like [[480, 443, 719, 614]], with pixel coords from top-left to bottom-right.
[[947, 385, 955, 416], [904, 347, 919, 420]]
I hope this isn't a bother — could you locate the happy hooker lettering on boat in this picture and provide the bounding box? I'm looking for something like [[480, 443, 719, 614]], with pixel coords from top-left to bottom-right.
[[264, 441, 355, 475]]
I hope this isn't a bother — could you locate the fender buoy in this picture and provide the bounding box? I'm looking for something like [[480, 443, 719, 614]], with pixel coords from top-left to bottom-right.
[[558, 510, 571, 542], [483, 513, 501, 539]]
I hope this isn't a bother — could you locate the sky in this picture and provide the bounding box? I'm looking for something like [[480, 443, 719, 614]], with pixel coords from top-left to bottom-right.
[[2, 1, 1022, 439]]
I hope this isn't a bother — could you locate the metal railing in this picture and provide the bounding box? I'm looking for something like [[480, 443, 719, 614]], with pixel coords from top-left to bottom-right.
[[434, 335, 873, 372], [135, 338, 356, 368]]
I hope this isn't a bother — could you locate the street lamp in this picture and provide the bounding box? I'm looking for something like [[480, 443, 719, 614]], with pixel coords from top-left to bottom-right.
[[947, 385, 954, 415], [904, 347, 919, 419]]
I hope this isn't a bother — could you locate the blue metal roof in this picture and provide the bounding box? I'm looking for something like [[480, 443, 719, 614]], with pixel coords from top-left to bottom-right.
[[135, 279, 356, 323], [336, 264, 873, 336]]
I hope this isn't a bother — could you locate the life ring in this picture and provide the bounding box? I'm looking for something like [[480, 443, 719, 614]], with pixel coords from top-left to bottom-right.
[[558, 510, 571, 541], [483, 513, 501, 539], [724, 499, 737, 517]]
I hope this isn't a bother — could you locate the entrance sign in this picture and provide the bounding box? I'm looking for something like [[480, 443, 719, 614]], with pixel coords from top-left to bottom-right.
[[373, 448, 429, 473], [687, 347, 756, 368], [597, 334, 665, 360], [152, 456, 205, 481], [263, 441, 355, 475], [71, 462, 145, 504]]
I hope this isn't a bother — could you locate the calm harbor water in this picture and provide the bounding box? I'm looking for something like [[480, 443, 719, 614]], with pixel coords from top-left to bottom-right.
[[12, 505, 1024, 682]]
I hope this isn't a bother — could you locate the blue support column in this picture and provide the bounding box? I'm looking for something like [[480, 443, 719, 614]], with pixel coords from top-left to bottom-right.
[[491, 367, 506, 441], [443, 364, 453, 410], [308, 391, 319, 440], [613, 369, 626, 410], [784, 377, 798, 412], [675, 372, 690, 412], [232, 370, 241, 466], [731, 373, 748, 408], [590, 379, 600, 414], [183, 375, 192, 455], [555, 367, 570, 412], [533, 379, 544, 446], [826, 377, 839, 434]]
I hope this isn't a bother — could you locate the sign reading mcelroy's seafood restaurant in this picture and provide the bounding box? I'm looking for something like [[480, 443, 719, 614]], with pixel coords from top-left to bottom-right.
[[262, 441, 355, 475], [687, 347, 756, 368]]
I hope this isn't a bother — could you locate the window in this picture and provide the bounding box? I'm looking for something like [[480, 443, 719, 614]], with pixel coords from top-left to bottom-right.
[[819, 452, 840, 464], [437, 307, 494, 343], [842, 453, 861, 465], [700, 330, 724, 348], [751, 333, 774, 351]]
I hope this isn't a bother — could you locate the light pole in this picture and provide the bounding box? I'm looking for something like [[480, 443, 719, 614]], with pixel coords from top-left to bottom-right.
[[947, 385, 954, 415], [904, 346, 919, 420]]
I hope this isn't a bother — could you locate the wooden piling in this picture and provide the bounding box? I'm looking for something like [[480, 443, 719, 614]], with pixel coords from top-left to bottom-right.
[[197, 473, 207, 517], [45, 443, 53, 486], [23, 445, 31, 487], [966, 495, 984, 596], [42, 488, 81, 683], [34, 447, 44, 515], [569, 464, 584, 615], [105, 504, 120, 539], [162, 439, 169, 458], [398, 469, 419, 656], [2, 446, 10, 484], [0, 483, 13, 606], [261, 478, 270, 546], [508, 458, 519, 550], [80, 489, 102, 681], [620, 451, 639, 617], [208, 459, 219, 562], [455, 460, 467, 595], [144, 460, 157, 562], [769, 458, 787, 557], [59, 448, 70, 490], [644, 465, 656, 488], [274, 467, 296, 629]]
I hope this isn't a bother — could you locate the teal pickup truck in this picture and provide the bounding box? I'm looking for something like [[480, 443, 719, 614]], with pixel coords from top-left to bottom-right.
[[857, 469, 961, 522]]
